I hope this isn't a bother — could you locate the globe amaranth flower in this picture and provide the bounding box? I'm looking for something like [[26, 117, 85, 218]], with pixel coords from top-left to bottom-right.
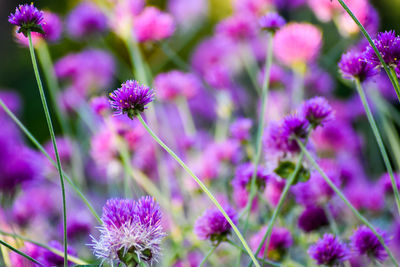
[[298, 206, 329, 233], [281, 113, 309, 152], [194, 205, 238, 243], [134, 7, 175, 42], [66, 1, 107, 39], [259, 12, 286, 32], [338, 51, 379, 82], [91, 197, 166, 265], [109, 80, 155, 119], [229, 118, 252, 142], [232, 162, 269, 191], [250, 227, 293, 260], [274, 23, 322, 67], [365, 31, 400, 68], [350, 226, 389, 263], [216, 14, 258, 41], [8, 3, 44, 37], [301, 96, 334, 127], [42, 11, 63, 42], [308, 234, 350, 266], [42, 240, 77, 266]]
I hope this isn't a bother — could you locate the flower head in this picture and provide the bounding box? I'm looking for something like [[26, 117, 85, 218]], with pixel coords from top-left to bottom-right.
[[216, 14, 258, 41], [134, 7, 175, 42], [250, 227, 293, 260], [298, 206, 329, 233], [91, 197, 165, 265], [230, 118, 253, 142], [259, 12, 286, 32], [109, 80, 155, 119], [42, 241, 77, 266], [350, 226, 389, 263], [42, 11, 63, 42], [9, 3, 44, 37], [301, 97, 334, 127], [365, 31, 400, 68], [281, 113, 309, 152], [153, 71, 201, 101], [274, 23, 322, 67], [308, 234, 350, 266], [232, 162, 269, 191], [194, 205, 237, 242], [339, 51, 379, 82]]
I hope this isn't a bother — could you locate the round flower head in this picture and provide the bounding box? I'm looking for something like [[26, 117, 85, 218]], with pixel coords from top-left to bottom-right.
[[308, 234, 350, 266], [281, 113, 309, 152], [338, 51, 379, 82], [91, 197, 165, 265], [194, 205, 238, 242], [9, 3, 44, 37], [232, 162, 269, 191], [216, 14, 258, 41], [301, 97, 334, 127], [134, 7, 175, 42], [109, 80, 155, 119], [259, 12, 286, 33], [230, 118, 253, 142], [274, 23, 322, 67], [66, 1, 107, 39], [365, 31, 400, 68], [43, 240, 77, 266], [298, 206, 328, 233], [350, 226, 389, 263], [250, 227, 293, 260], [42, 11, 63, 42]]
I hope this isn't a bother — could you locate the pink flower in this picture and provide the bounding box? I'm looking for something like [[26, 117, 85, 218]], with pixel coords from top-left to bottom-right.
[[273, 23, 322, 67], [134, 7, 175, 42]]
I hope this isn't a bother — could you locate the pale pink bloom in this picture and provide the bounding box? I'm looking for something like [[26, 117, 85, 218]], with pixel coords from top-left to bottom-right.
[[233, 0, 273, 16], [134, 7, 175, 42], [110, 0, 145, 37], [273, 23, 322, 67], [168, 0, 208, 29]]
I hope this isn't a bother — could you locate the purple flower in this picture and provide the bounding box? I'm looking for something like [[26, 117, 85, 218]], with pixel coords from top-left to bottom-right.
[[42, 240, 77, 266], [90, 96, 110, 116], [109, 80, 155, 119], [194, 205, 238, 242], [365, 31, 400, 68], [66, 1, 107, 39], [338, 51, 379, 82], [92, 197, 165, 265], [153, 71, 201, 101], [8, 3, 44, 37], [230, 118, 252, 142], [259, 12, 286, 32], [350, 226, 389, 262], [298, 206, 329, 233], [281, 113, 309, 152], [216, 14, 258, 41], [232, 162, 269, 191], [308, 234, 350, 266], [9, 243, 44, 266], [250, 227, 293, 259], [42, 11, 62, 42], [301, 97, 334, 127], [134, 7, 175, 42]]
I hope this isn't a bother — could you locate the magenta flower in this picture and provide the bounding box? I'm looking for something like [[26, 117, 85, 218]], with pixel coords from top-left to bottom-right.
[[298, 206, 328, 233], [250, 227, 293, 259], [259, 12, 286, 32], [350, 226, 389, 263], [8, 3, 44, 37], [42, 11, 63, 42], [365, 31, 400, 68], [308, 234, 350, 266], [134, 7, 175, 42], [338, 51, 379, 82], [301, 96, 334, 127]]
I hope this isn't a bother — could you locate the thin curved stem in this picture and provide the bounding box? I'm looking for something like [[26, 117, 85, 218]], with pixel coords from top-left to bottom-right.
[[0, 230, 88, 265], [28, 32, 68, 267], [0, 99, 101, 224], [0, 239, 44, 266], [296, 138, 399, 267], [137, 114, 260, 267], [199, 244, 219, 267], [354, 79, 400, 216], [337, 0, 400, 102]]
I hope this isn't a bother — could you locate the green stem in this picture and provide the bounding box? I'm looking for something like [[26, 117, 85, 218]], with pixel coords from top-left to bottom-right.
[[137, 114, 260, 267], [0, 99, 101, 223], [0, 239, 44, 266], [0, 230, 88, 265], [296, 138, 399, 267], [337, 0, 400, 102], [160, 42, 190, 71], [324, 204, 339, 236], [28, 32, 68, 267], [354, 79, 400, 216], [125, 37, 149, 85], [199, 244, 219, 267]]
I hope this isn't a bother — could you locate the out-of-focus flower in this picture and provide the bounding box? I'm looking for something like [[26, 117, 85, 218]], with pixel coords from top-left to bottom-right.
[[194, 205, 237, 242], [8, 3, 44, 37], [308, 234, 350, 266], [350, 226, 389, 263], [216, 14, 258, 42], [230, 118, 252, 142], [0, 90, 21, 114], [44, 136, 73, 166], [232, 163, 269, 191], [153, 71, 201, 101], [233, 0, 272, 16], [379, 172, 400, 195], [66, 1, 107, 39], [305, 65, 335, 95], [42, 11, 63, 42], [134, 7, 175, 42], [365, 31, 400, 69], [339, 51, 379, 82], [259, 12, 286, 32], [109, 80, 154, 118], [250, 227, 293, 260], [42, 240, 77, 266], [274, 23, 322, 67], [281, 113, 309, 152], [91, 197, 165, 265], [9, 243, 44, 267], [298, 206, 328, 232], [90, 96, 110, 116], [168, 0, 208, 30], [301, 97, 334, 127]]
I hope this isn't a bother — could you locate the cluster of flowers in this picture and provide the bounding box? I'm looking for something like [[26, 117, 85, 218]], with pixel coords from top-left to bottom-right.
[[3, 0, 400, 266]]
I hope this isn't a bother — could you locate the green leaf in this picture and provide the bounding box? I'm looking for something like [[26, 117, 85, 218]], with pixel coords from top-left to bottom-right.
[[274, 161, 310, 184]]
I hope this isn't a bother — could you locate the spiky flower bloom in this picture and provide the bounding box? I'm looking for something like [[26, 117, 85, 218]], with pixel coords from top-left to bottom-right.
[[91, 197, 165, 266], [259, 12, 286, 33], [308, 234, 350, 266], [365, 31, 400, 68], [338, 51, 379, 82], [232, 163, 269, 191], [109, 80, 155, 119], [298, 206, 328, 233], [350, 226, 389, 263], [281, 113, 309, 152], [301, 97, 334, 127], [8, 3, 44, 37], [194, 205, 238, 243]]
